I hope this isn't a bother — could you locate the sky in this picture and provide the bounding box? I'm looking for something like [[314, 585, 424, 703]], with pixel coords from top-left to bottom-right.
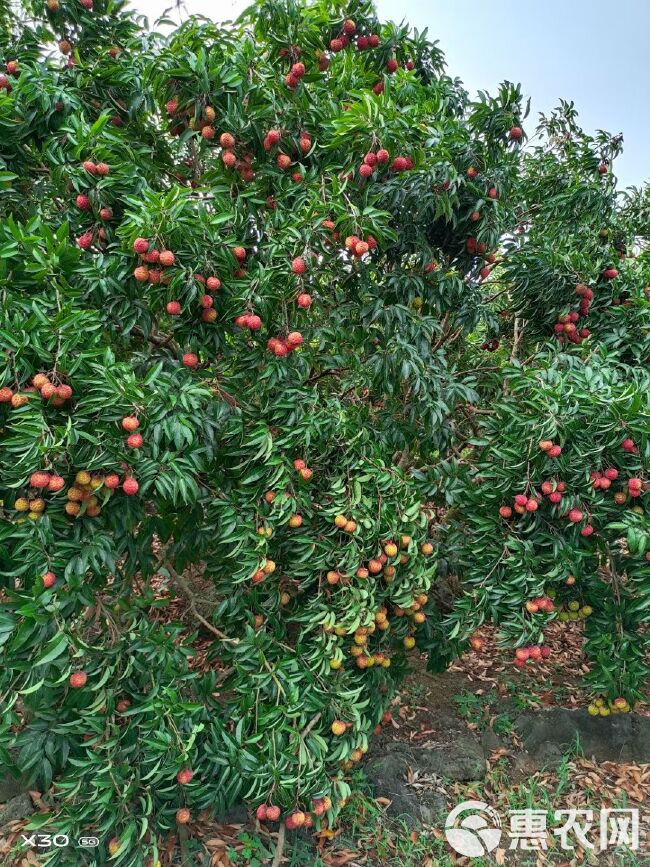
[[127, 0, 649, 190]]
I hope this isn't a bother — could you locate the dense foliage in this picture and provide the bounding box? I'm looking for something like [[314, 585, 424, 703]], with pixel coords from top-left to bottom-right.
[[0, 0, 648, 863]]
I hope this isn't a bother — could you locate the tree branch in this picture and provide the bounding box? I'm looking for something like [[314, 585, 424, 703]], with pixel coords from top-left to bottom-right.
[[163, 561, 239, 644]]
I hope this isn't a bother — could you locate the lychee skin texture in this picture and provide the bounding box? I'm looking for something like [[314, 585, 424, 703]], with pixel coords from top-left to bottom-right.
[[176, 769, 194, 785], [127, 433, 143, 448], [183, 353, 199, 368], [122, 478, 139, 496], [291, 257, 307, 275], [133, 238, 149, 254], [159, 250, 175, 267], [104, 474, 120, 489], [376, 148, 389, 164], [297, 293, 312, 308], [166, 301, 181, 315], [69, 671, 87, 688], [266, 805, 281, 822], [286, 331, 303, 348], [42, 571, 56, 588], [122, 416, 139, 432], [31, 471, 51, 488]]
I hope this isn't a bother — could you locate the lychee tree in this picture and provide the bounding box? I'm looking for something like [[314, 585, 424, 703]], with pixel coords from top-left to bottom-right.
[[434, 105, 650, 711], [0, 0, 530, 863], [1, 0, 648, 864], [437, 356, 650, 704]]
